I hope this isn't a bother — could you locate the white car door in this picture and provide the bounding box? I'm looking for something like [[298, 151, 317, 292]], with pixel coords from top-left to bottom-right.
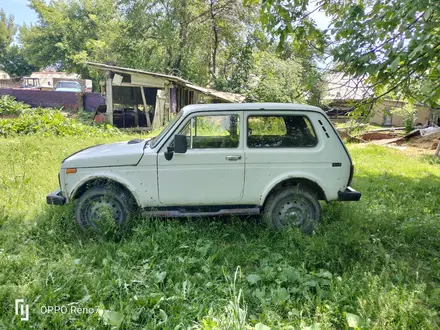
[[157, 111, 245, 206]]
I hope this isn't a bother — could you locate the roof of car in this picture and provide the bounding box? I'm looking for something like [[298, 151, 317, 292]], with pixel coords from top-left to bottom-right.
[[181, 103, 325, 115], [56, 81, 80, 84]]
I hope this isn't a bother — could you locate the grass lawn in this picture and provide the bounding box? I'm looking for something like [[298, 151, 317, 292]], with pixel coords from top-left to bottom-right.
[[0, 136, 439, 329]]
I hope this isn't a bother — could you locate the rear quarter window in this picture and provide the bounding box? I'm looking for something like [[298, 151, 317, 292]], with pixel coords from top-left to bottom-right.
[[247, 115, 318, 148]]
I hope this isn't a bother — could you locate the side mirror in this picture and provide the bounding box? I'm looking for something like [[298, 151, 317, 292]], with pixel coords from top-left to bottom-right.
[[174, 134, 187, 154]]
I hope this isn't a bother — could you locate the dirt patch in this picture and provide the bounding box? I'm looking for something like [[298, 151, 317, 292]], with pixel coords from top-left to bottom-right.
[[369, 138, 401, 146], [360, 132, 397, 141], [337, 130, 365, 143]]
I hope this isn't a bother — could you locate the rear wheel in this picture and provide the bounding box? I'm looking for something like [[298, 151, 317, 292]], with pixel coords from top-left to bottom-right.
[[75, 186, 136, 232], [263, 187, 321, 234]]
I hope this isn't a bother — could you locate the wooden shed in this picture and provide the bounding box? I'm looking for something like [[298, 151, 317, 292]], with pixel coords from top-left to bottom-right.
[[86, 62, 244, 129]]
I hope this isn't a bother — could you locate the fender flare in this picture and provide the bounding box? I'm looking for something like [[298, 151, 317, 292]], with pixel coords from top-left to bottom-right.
[[259, 172, 328, 206], [68, 173, 142, 206]]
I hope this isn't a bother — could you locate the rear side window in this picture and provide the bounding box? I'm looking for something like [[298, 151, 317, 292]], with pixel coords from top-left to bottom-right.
[[247, 115, 318, 148]]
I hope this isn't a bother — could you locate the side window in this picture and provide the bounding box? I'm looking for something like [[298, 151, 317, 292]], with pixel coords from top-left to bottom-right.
[[178, 114, 240, 149], [247, 115, 317, 148]]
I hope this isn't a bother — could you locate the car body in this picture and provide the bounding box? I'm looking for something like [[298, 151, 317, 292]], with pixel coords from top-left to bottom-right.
[[54, 81, 82, 92], [47, 103, 361, 233]]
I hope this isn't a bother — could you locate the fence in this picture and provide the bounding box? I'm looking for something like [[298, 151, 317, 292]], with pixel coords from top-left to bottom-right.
[[0, 80, 19, 89], [0, 88, 104, 112]]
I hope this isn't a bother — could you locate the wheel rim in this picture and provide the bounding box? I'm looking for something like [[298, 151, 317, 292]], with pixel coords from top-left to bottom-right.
[[276, 196, 314, 228], [82, 195, 123, 228]]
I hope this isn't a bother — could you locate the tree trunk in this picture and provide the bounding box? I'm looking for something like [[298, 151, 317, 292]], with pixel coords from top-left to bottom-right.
[[173, 0, 188, 75], [209, 0, 218, 81]]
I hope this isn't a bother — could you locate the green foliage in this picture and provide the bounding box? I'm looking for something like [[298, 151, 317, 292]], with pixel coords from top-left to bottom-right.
[[20, 0, 122, 78], [335, 121, 384, 136], [0, 95, 30, 115], [255, 0, 440, 108], [0, 9, 16, 52], [0, 10, 37, 77], [213, 39, 255, 93], [0, 137, 439, 328], [391, 102, 417, 133], [249, 0, 327, 58], [75, 110, 95, 125], [16, 0, 326, 102], [248, 116, 286, 135], [246, 51, 305, 103], [0, 45, 38, 77], [326, 1, 440, 107], [0, 108, 120, 137]]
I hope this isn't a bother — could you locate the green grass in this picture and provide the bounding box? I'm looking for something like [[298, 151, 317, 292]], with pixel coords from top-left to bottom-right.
[[0, 137, 439, 329], [334, 122, 394, 136]]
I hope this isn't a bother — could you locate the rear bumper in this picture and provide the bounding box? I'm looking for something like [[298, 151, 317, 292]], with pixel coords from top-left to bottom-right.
[[46, 189, 66, 205], [338, 186, 361, 201]]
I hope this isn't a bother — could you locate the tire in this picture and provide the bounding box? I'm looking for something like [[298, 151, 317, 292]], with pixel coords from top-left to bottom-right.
[[75, 185, 136, 231], [263, 186, 321, 234]]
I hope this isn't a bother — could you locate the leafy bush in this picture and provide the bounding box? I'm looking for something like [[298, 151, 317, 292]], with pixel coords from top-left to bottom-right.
[[0, 108, 120, 137], [75, 110, 95, 124], [0, 95, 30, 115], [391, 103, 416, 133]]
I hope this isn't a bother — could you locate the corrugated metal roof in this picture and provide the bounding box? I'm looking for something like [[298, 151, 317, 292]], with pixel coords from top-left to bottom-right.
[[185, 83, 246, 103], [86, 62, 244, 103], [324, 73, 372, 101]]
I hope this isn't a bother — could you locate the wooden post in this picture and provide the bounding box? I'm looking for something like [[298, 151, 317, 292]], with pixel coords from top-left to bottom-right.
[[176, 88, 181, 111], [140, 87, 151, 128], [180, 87, 185, 110], [152, 90, 165, 129], [193, 91, 200, 104], [105, 71, 113, 125], [164, 83, 170, 122], [76, 92, 84, 111]]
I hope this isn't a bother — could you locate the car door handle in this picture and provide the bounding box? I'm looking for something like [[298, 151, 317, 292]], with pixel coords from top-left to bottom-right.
[[226, 155, 242, 161]]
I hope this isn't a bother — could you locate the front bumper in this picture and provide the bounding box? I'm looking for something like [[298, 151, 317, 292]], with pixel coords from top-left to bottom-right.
[[338, 186, 361, 201], [46, 189, 66, 205]]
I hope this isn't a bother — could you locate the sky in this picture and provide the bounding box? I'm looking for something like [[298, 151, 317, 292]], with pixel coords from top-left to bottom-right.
[[0, 0, 331, 67], [0, 0, 38, 26], [1, 0, 330, 30]]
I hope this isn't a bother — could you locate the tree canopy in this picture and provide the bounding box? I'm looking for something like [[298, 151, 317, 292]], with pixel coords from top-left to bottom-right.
[[255, 0, 440, 107], [0, 9, 16, 52], [0, 10, 37, 77], [17, 0, 323, 104]]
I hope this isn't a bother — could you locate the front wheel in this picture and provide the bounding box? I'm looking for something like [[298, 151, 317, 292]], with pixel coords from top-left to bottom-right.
[[75, 186, 136, 231], [263, 187, 321, 234]]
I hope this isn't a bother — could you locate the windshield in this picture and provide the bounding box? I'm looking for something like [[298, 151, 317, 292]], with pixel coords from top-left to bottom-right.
[[56, 82, 80, 89], [151, 111, 184, 148]]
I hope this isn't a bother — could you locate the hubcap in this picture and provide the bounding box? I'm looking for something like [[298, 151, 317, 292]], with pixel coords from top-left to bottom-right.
[[85, 197, 123, 227], [278, 198, 313, 227]]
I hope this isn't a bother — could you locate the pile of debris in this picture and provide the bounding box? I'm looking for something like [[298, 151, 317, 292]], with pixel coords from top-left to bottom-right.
[[336, 127, 405, 143], [398, 129, 440, 150], [382, 127, 440, 157], [337, 125, 440, 156]]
